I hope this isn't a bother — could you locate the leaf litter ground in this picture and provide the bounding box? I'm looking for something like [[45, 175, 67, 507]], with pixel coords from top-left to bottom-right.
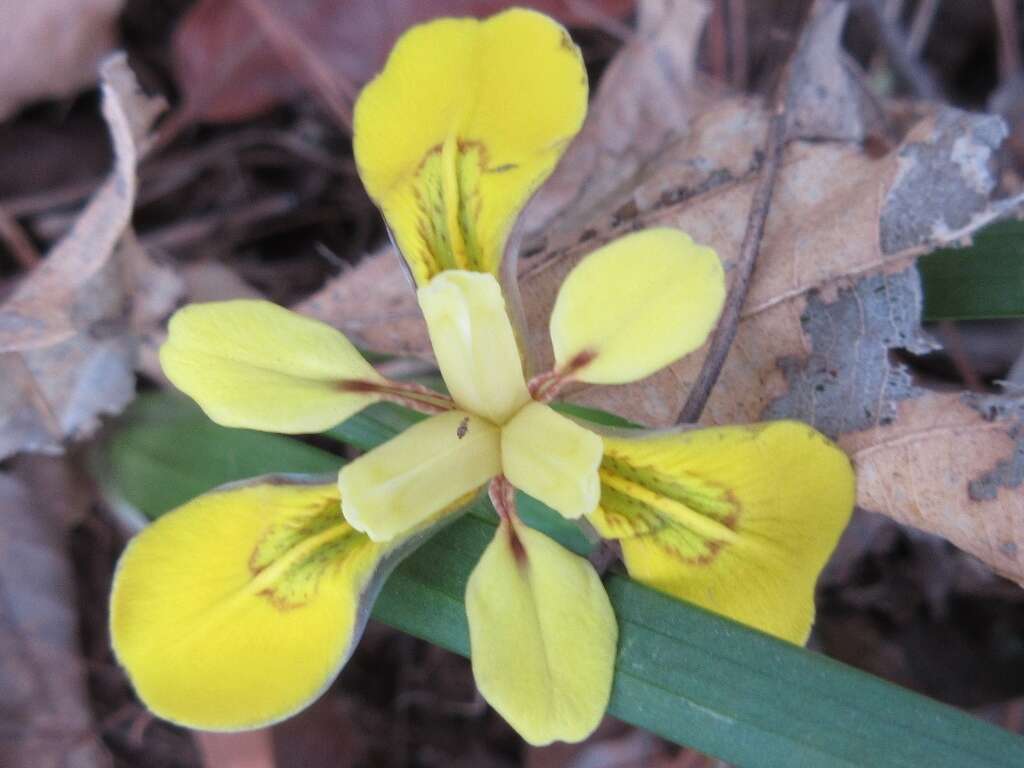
[[3, 1, 1024, 766]]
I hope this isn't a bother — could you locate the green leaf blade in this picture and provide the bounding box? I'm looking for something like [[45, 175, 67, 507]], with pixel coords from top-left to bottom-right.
[[919, 220, 1024, 320]]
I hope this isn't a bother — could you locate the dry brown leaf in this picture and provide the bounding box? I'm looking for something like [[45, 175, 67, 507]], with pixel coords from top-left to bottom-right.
[[194, 730, 275, 768], [0, 55, 182, 460], [0, 0, 124, 121], [0, 471, 107, 767], [296, 1, 1024, 586], [522, 0, 716, 239], [172, 0, 637, 124]]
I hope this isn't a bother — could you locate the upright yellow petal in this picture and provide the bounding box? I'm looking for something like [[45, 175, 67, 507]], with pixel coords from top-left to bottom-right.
[[501, 402, 602, 519], [466, 517, 616, 745], [160, 301, 382, 433], [418, 271, 529, 424], [338, 410, 500, 542], [353, 9, 587, 283], [110, 479, 412, 731], [549, 229, 725, 385], [589, 421, 854, 644]]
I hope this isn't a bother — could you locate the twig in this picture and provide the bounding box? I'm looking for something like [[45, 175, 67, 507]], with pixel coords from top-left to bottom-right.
[[139, 193, 297, 252], [708, 0, 728, 81], [907, 0, 939, 58], [728, 0, 748, 90], [938, 320, 985, 392], [0, 205, 40, 268], [566, 0, 634, 42], [863, 0, 940, 98], [240, 0, 356, 132], [675, 51, 794, 424], [993, 0, 1022, 83]]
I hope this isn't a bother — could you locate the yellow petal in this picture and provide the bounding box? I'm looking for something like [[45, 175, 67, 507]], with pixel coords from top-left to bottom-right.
[[418, 271, 529, 424], [353, 9, 587, 284], [589, 421, 854, 644], [110, 479, 410, 730], [338, 410, 500, 542], [549, 228, 725, 385], [466, 517, 616, 745], [160, 301, 383, 433], [501, 402, 602, 519]]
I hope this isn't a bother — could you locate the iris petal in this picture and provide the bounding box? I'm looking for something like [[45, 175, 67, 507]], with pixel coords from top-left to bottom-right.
[[338, 410, 501, 542], [466, 516, 616, 745]]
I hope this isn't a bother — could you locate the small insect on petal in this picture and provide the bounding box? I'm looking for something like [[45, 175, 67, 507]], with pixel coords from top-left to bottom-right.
[[338, 411, 501, 542], [549, 228, 726, 386]]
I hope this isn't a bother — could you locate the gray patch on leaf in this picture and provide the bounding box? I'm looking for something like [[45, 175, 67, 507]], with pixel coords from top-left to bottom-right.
[[965, 393, 1024, 501], [763, 268, 936, 437], [880, 109, 1007, 254]]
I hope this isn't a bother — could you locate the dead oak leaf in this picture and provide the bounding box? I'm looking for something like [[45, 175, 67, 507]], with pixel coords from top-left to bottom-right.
[[0, 0, 124, 121], [0, 471, 106, 767], [0, 55, 181, 460]]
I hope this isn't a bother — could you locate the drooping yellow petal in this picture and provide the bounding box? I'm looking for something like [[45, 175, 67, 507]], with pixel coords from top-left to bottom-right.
[[466, 516, 616, 745], [589, 421, 854, 644], [353, 9, 587, 284], [549, 228, 725, 385], [160, 301, 383, 433], [418, 271, 529, 424], [110, 479, 413, 731], [338, 410, 500, 542], [501, 402, 602, 519]]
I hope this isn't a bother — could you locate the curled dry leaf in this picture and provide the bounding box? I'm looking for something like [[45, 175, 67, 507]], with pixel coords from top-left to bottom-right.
[[0, 55, 182, 461], [298, 0, 1024, 586], [0, 471, 106, 767], [0, 0, 124, 121]]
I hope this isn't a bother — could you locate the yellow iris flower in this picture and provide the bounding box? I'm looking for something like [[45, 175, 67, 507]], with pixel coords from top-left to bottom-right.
[[110, 8, 854, 747]]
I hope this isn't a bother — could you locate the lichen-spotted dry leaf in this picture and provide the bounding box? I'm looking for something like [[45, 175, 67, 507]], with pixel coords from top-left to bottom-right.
[[0, 55, 182, 460], [296, 0, 1024, 586]]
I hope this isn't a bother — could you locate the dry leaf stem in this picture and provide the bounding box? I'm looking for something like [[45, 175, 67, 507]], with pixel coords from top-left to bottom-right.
[[240, 0, 356, 133], [863, 0, 940, 98], [676, 89, 787, 424], [993, 0, 1022, 82], [0, 204, 40, 268]]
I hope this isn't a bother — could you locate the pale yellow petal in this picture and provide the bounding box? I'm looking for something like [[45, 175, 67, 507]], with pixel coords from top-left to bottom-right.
[[466, 517, 616, 745], [501, 402, 602, 519], [549, 228, 725, 385], [110, 480, 404, 730], [160, 301, 382, 433], [418, 271, 529, 424], [353, 9, 587, 283], [589, 421, 854, 643], [338, 410, 500, 542]]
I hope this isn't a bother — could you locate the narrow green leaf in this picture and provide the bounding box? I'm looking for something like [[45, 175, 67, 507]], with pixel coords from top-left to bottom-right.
[[97, 393, 1024, 767], [551, 400, 643, 429], [97, 392, 341, 520], [919, 220, 1024, 320]]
